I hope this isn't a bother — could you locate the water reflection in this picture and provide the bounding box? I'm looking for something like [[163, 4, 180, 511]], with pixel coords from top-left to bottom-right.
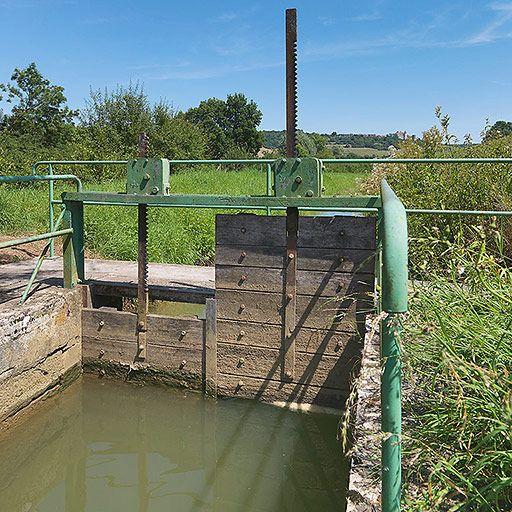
[[0, 377, 347, 512]]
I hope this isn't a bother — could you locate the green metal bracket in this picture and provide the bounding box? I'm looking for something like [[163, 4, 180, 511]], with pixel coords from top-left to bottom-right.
[[126, 158, 170, 195], [272, 157, 323, 197]]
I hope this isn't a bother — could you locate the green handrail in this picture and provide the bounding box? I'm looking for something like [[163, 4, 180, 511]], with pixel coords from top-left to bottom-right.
[[380, 179, 408, 512]]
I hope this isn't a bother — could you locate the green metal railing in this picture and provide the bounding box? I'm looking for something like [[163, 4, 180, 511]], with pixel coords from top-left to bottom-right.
[[4, 156, 512, 511]]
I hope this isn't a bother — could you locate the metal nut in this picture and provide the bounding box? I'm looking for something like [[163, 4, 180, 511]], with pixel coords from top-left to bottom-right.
[[151, 186, 159, 194], [240, 251, 247, 258], [305, 190, 313, 197], [180, 360, 186, 369], [288, 252, 295, 260], [180, 330, 187, 337], [239, 303, 246, 311], [295, 176, 302, 184], [239, 330, 246, 337], [238, 357, 245, 367], [99, 320, 105, 327]]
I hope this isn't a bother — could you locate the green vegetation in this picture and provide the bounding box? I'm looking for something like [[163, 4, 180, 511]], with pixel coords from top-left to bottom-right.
[[364, 108, 512, 278], [0, 167, 366, 264], [403, 253, 512, 511]]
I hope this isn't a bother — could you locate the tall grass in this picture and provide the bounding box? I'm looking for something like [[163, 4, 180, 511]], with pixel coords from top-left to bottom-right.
[[0, 166, 366, 264], [403, 249, 512, 511]]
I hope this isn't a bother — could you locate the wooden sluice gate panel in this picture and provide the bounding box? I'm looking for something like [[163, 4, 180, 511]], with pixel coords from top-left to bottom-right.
[[215, 213, 376, 408]]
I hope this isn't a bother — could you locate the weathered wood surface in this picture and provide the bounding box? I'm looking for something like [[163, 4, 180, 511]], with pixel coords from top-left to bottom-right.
[[216, 245, 375, 273], [217, 374, 348, 409], [216, 265, 374, 296], [217, 343, 360, 389], [82, 308, 204, 374], [217, 319, 360, 355], [216, 214, 376, 249], [0, 257, 214, 305], [216, 289, 372, 330], [204, 298, 217, 395]]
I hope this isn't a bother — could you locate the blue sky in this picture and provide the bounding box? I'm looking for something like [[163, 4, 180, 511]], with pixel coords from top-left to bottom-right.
[[1, 0, 512, 140]]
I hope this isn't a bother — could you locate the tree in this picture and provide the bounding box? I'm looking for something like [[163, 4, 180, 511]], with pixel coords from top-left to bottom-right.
[[0, 63, 77, 145], [483, 120, 512, 141], [185, 93, 263, 158]]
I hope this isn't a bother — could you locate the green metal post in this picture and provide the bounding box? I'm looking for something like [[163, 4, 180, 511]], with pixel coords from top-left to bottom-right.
[[49, 164, 55, 257], [62, 207, 77, 288], [63, 200, 85, 283], [380, 179, 408, 512], [266, 163, 272, 215]]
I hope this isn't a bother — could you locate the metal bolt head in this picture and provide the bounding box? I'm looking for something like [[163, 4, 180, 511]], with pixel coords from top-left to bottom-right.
[[295, 175, 302, 184], [239, 303, 246, 311], [288, 252, 295, 260], [305, 190, 314, 197], [151, 186, 159, 194], [240, 274, 247, 282], [287, 293, 293, 301], [239, 330, 246, 337], [180, 330, 187, 337], [284, 371, 293, 381], [241, 227, 247, 234], [240, 251, 247, 258], [99, 320, 105, 327], [138, 320, 144, 330], [144, 173, 150, 180], [237, 379, 244, 388], [99, 349, 105, 357], [99, 369, 106, 378], [238, 357, 245, 367], [180, 360, 187, 369]]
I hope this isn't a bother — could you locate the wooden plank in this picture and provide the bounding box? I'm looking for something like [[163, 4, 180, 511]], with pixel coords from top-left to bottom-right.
[[217, 319, 361, 355], [215, 289, 373, 330], [284, 207, 298, 381], [217, 344, 360, 389], [82, 308, 204, 349], [204, 298, 217, 395], [215, 245, 375, 274], [215, 266, 374, 297], [217, 374, 348, 409], [215, 214, 376, 249]]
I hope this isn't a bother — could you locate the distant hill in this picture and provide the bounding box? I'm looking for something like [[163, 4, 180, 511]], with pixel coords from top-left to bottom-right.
[[262, 130, 400, 151]]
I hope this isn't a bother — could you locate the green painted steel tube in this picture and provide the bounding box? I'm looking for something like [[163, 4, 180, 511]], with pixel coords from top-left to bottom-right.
[[0, 174, 82, 190], [0, 228, 73, 250], [19, 208, 66, 305], [380, 178, 408, 512]]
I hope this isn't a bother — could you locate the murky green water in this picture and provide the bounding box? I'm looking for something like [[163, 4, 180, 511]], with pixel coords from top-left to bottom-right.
[[0, 377, 348, 512]]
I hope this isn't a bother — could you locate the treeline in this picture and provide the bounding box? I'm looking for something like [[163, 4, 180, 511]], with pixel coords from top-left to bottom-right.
[[0, 63, 263, 178], [263, 130, 400, 152]]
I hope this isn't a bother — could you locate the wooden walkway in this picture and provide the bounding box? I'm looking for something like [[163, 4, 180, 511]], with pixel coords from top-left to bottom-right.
[[0, 258, 215, 305]]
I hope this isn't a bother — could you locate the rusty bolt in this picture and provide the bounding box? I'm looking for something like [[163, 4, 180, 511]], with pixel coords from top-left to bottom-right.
[[295, 175, 302, 184], [180, 360, 186, 369], [180, 330, 187, 337], [238, 357, 245, 367], [287, 293, 293, 301], [239, 330, 246, 337]]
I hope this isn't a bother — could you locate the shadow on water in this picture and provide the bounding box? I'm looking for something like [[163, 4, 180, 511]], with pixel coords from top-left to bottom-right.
[[0, 376, 348, 512]]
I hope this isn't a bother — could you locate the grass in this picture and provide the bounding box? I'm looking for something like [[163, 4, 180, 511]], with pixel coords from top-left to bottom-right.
[[402, 255, 512, 511], [0, 166, 366, 264]]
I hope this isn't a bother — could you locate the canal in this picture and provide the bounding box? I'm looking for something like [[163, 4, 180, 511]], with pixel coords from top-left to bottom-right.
[[0, 376, 348, 511]]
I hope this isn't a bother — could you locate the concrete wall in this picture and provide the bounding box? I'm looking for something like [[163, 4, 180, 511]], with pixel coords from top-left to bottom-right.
[[0, 287, 82, 425]]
